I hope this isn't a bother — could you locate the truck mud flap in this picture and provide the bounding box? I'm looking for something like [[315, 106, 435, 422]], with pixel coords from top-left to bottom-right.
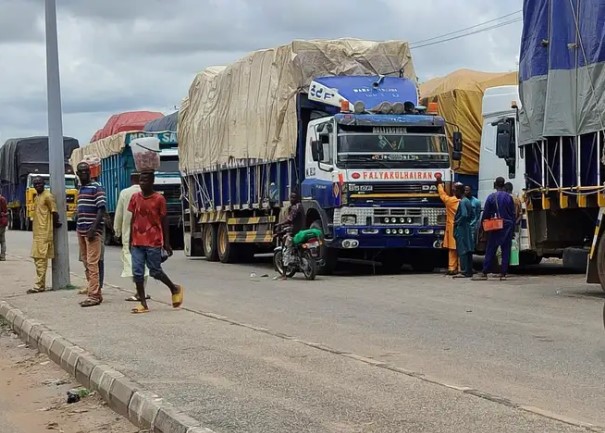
[[587, 208, 605, 284]]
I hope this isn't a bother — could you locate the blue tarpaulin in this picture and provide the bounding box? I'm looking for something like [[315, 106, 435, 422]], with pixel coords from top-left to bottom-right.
[[519, 0, 605, 144], [143, 111, 178, 133]]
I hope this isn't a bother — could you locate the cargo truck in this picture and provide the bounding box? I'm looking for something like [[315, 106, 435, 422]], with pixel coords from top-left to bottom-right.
[[179, 40, 463, 274], [70, 129, 183, 248], [0, 136, 79, 231], [507, 0, 600, 282]]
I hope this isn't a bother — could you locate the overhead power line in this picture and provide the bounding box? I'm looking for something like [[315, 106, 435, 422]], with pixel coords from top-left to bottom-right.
[[411, 17, 522, 49], [410, 10, 522, 49]]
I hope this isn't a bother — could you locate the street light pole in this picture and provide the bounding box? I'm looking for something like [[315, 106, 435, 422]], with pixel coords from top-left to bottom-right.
[[45, 0, 70, 289]]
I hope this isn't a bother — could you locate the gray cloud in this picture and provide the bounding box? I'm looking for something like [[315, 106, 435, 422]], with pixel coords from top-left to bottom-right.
[[0, 0, 523, 145]]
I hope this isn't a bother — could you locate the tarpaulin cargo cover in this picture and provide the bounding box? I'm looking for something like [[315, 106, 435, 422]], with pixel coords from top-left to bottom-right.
[[0, 136, 79, 184], [419, 69, 518, 175], [91, 111, 163, 142], [518, 0, 605, 144], [144, 112, 178, 133], [178, 38, 416, 173]]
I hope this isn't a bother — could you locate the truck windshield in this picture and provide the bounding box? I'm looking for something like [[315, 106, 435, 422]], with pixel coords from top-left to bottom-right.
[[158, 156, 179, 173], [337, 133, 450, 168]]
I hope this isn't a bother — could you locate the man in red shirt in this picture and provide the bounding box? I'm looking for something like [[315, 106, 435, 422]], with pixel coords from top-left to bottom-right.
[[0, 193, 8, 261], [128, 171, 184, 313]]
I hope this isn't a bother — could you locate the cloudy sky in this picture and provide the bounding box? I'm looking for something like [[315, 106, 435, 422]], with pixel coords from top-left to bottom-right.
[[0, 0, 523, 145]]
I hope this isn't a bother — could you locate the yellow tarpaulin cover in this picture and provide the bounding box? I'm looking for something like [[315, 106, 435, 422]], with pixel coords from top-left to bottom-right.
[[419, 69, 518, 175]]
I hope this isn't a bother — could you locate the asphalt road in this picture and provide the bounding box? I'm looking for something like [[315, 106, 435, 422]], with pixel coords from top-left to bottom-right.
[[2, 230, 605, 431]]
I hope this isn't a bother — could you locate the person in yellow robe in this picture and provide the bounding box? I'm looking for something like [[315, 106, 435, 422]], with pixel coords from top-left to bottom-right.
[[29, 177, 61, 294], [437, 179, 462, 275]]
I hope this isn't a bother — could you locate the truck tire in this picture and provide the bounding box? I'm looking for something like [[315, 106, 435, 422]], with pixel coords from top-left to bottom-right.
[[217, 223, 237, 263], [563, 247, 588, 273], [311, 220, 336, 275], [203, 224, 219, 262]]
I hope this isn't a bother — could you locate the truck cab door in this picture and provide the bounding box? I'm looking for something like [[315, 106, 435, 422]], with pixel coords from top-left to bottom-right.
[[302, 119, 336, 205]]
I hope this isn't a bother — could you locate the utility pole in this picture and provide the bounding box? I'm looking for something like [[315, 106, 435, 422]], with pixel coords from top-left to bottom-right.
[[45, 0, 70, 289]]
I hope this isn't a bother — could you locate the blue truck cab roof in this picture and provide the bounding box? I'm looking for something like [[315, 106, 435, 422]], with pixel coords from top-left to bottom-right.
[[307, 75, 445, 127]]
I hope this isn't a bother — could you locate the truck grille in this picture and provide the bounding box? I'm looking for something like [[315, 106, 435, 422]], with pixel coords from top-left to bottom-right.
[[334, 207, 446, 227]]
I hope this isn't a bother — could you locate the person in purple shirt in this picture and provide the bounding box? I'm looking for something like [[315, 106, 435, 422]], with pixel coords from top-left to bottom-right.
[[474, 177, 516, 280]]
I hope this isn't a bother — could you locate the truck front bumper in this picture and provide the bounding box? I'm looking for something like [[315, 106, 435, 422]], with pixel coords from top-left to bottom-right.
[[329, 226, 445, 249]]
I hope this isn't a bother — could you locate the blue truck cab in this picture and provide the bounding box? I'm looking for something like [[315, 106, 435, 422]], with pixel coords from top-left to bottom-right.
[[182, 74, 461, 273]]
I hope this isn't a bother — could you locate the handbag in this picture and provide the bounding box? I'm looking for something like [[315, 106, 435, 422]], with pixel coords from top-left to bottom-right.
[[482, 193, 504, 232]]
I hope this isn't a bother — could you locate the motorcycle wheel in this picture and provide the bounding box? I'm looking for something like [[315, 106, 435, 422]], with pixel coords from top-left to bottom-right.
[[301, 250, 317, 281], [274, 250, 296, 278]]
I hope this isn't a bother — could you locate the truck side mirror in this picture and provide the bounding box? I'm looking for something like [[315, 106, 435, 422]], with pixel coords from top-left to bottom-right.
[[452, 151, 462, 161], [311, 140, 323, 162], [496, 122, 515, 159], [452, 131, 463, 153]]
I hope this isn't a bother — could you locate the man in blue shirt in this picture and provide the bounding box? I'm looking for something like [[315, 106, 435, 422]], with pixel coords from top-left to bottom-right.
[[76, 162, 106, 307], [474, 177, 516, 280]]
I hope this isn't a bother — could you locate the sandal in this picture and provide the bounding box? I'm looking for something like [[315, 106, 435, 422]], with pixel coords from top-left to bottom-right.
[[27, 288, 46, 294], [171, 285, 184, 308], [131, 305, 150, 314], [125, 295, 151, 302], [80, 298, 102, 308]]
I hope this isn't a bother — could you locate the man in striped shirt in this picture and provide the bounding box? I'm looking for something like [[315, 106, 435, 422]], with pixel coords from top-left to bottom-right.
[[76, 162, 106, 307]]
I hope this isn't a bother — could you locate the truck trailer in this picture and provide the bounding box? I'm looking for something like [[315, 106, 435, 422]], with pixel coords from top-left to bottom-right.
[[0, 136, 79, 231], [510, 0, 601, 282], [70, 129, 183, 248], [179, 39, 463, 274]]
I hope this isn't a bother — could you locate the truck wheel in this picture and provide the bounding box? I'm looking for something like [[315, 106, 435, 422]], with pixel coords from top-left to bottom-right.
[[217, 223, 237, 263], [203, 224, 219, 262], [563, 247, 588, 273], [311, 220, 336, 275]]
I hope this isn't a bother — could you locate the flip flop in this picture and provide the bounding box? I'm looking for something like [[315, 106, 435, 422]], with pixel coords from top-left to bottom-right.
[[131, 305, 150, 314], [26, 288, 46, 294], [171, 285, 184, 308], [80, 298, 102, 308], [125, 295, 151, 302]]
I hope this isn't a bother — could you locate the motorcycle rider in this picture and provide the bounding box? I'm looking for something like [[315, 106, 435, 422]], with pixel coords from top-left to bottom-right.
[[277, 190, 305, 270]]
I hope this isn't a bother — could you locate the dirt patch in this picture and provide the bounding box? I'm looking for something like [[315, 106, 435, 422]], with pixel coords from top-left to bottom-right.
[[0, 324, 137, 433]]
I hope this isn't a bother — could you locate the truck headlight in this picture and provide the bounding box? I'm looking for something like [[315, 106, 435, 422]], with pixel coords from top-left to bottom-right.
[[342, 215, 357, 225]]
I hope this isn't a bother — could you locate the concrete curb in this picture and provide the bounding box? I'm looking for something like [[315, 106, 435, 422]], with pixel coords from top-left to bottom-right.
[[0, 301, 216, 433]]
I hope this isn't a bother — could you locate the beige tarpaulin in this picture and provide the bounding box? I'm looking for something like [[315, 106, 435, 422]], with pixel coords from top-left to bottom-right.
[[70, 131, 138, 168], [419, 69, 518, 175], [178, 39, 416, 173]]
